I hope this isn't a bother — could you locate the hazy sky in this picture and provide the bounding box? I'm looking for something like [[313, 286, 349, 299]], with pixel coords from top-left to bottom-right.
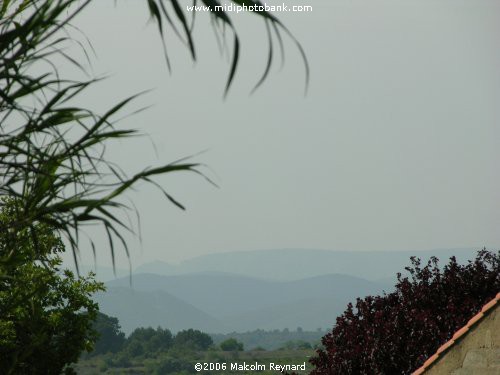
[[62, 0, 500, 268]]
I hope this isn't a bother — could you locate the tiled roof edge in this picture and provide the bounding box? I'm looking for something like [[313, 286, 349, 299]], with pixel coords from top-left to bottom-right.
[[412, 292, 500, 375]]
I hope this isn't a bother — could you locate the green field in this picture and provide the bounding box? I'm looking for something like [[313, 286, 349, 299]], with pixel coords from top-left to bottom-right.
[[75, 349, 315, 374]]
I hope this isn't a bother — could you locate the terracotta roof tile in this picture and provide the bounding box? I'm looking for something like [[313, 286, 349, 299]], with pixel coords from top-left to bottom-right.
[[466, 312, 484, 326], [436, 339, 455, 354], [481, 298, 497, 313], [411, 292, 500, 374], [451, 326, 469, 341], [422, 354, 439, 368]]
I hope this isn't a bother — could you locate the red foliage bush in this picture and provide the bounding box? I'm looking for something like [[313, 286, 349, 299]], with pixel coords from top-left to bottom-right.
[[310, 249, 499, 375]]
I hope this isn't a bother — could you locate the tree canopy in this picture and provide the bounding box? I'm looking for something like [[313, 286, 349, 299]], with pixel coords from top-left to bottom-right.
[[90, 312, 126, 356], [174, 328, 214, 351], [220, 337, 244, 351], [125, 326, 174, 357], [0, 200, 104, 374], [310, 249, 500, 374]]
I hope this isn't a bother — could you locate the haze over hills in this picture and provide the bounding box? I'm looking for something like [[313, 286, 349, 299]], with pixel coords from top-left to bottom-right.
[[94, 287, 229, 334], [222, 297, 350, 332], [75, 248, 482, 282], [134, 247, 479, 281], [99, 272, 386, 334], [91, 248, 485, 334], [105, 272, 387, 318]]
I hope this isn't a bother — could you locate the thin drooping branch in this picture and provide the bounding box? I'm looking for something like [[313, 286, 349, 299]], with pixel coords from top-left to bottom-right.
[[0, 0, 307, 272]]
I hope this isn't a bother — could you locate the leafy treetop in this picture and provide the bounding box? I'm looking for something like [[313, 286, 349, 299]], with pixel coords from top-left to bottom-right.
[[310, 249, 500, 375], [0, 199, 105, 374]]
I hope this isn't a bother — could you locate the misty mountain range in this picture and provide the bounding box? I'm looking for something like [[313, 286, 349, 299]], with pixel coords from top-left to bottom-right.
[[92, 248, 481, 334]]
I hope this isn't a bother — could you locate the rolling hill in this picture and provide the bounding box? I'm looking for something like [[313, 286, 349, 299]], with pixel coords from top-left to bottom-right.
[[93, 287, 228, 334], [91, 248, 483, 334], [100, 272, 388, 333]]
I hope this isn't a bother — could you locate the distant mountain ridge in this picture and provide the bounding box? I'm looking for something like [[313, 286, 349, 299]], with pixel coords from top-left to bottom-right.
[[105, 272, 387, 318], [100, 272, 388, 334], [94, 287, 229, 334], [91, 248, 484, 334], [134, 247, 479, 281]]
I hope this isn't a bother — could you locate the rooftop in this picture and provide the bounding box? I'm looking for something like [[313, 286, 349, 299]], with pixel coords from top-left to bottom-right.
[[412, 292, 500, 375]]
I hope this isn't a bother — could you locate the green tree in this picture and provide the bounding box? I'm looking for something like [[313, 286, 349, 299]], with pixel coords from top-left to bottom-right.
[[0, 200, 105, 374], [220, 338, 244, 351], [124, 326, 173, 357], [174, 329, 213, 351], [90, 312, 126, 356]]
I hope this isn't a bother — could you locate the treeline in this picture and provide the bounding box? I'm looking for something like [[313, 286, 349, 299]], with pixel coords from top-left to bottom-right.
[[88, 313, 216, 360], [83, 313, 320, 373], [90, 313, 324, 356], [86, 315, 220, 373], [82, 313, 321, 374]]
